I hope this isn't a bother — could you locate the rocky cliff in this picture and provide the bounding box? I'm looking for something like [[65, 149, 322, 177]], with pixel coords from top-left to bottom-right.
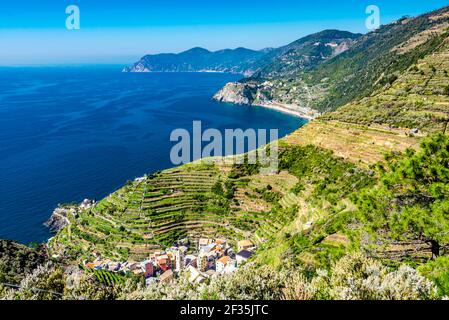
[[213, 80, 321, 119], [213, 82, 260, 105], [45, 207, 73, 233]]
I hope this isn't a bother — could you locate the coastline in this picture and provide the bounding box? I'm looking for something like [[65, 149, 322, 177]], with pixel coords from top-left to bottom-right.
[[212, 81, 320, 120], [254, 101, 321, 120], [123, 69, 253, 77]]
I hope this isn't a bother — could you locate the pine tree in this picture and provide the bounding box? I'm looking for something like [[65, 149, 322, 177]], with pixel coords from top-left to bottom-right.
[[357, 134, 449, 259]]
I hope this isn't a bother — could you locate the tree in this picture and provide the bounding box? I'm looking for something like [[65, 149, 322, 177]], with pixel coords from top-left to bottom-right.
[[444, 85, 449, 96], [211, 181, 224, 195], [357, 134, 449, 259]]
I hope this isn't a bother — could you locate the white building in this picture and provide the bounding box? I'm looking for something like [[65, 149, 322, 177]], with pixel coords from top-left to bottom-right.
[[187, 265, 207, 284], [175, 248, 185, 272], [216, 256, 231, 273]]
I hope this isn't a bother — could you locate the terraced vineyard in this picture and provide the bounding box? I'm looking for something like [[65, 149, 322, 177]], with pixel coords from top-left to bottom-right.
[[47, 133, 380, 265], [50, 163, 216, 260], [323, 35, 449, 133], [48, 158, 303, 262], [80, 266, 126, 286], [284, 36, 449, 167]]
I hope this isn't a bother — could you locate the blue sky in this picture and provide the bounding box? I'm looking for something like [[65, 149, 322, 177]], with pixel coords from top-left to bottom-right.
[[1, 0, 448, 65]]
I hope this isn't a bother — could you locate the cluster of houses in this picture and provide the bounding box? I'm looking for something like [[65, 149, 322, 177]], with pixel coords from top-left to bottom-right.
[[84, 238, 256, 286]]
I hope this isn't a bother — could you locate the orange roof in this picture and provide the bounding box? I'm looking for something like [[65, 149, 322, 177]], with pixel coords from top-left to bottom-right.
[[217, 256, 231, 264], [85, 263, 94, 269]]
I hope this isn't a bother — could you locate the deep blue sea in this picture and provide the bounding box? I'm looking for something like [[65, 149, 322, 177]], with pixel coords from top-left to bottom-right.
[[0, 66, 306, 244]]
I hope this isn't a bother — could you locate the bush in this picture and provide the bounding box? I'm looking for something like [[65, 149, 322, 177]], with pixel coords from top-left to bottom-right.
[[328, 252, 436, 300], [281, 252, 437, 300], [444, 85, 449, 96], [356, 134, 449, 259], [1, 263, 65, 300], [418, 257, 449, 298]]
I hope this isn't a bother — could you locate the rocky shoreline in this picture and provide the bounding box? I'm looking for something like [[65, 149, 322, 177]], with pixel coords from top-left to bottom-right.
[[45, 199, 95, 234], [213, 82, 321, 120], [45, 207, 72, 233]]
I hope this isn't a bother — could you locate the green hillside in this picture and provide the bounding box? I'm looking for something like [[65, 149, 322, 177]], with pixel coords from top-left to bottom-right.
[[221, 6, 449, 113], [0, 240, 47, 284], [252, 30, 361, 79], [302, 6, 449, 112], [48, 157, 303, 262]]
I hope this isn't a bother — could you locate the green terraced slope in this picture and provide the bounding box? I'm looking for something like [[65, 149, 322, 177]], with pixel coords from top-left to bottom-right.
[[322, 35, 449, 132], [48, 158, 303, 262]]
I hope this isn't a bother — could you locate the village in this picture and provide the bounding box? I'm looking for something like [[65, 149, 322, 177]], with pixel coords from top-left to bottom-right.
[[83, 238, 256, 285]]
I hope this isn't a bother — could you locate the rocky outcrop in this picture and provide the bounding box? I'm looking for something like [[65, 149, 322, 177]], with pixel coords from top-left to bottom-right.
[[45, 199, 96, 233], [123, 62, 150, 73], [45, 207, 74, 233], [213, 82, 259, 105]]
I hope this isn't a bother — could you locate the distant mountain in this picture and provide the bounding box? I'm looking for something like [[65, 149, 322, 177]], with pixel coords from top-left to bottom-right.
[[123, 47, 268, 76], [123, 30, 360, 77]]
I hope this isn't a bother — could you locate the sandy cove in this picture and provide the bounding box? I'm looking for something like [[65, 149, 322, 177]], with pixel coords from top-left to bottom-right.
[[255, 101, 321, 120]]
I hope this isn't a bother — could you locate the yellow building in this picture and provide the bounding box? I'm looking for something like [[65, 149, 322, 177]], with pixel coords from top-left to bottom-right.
[[237, 240, 254, 252]]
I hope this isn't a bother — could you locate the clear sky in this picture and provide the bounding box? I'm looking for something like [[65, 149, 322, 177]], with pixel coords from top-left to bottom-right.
[[1, 0, 448, 65]]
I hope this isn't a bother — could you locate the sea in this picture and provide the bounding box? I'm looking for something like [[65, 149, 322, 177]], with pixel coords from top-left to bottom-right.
[[0, 66, 307, 244]]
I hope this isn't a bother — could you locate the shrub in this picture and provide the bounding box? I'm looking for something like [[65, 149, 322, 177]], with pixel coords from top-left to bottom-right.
[[2, 263, 65, 300], [444, 85, 449, 96], [418, 256, 449, 298], [328, 252, 436, 300]]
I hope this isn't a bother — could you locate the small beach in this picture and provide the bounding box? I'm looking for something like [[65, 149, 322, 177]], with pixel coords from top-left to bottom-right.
[[256, 101, 321, 120]]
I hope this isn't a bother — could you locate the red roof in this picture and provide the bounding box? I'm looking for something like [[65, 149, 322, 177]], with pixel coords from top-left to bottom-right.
[[160, 264, 169, 272]]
